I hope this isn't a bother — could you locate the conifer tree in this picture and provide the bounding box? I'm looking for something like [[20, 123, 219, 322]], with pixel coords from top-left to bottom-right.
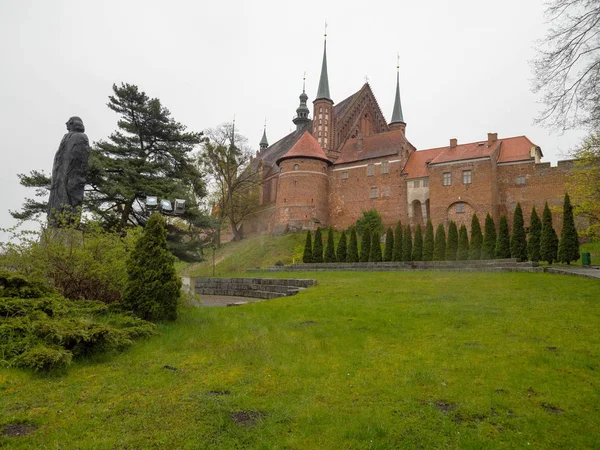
[[422, 219, 434, 261], [457, 224, 469, 260], [369, 231, 382, 262], [557, 193, 580, 264], [383, 227, 394, 261], [540, 202, 559, 264], [481, 213, 497, 260], [469, 213, 483, 260], [495, 215, 511, 258], [337, 230, 347, 263], [446, 221, 458, 260], [393, 221, 403, 262], [124, 213, 181, 321], [510, 203, 528, 261], [347, 227, 359, 263], [302, 230, 313, 263], [527, 206, 542, 262], [433, 223, 447, 261], [325, 226, 336, 263], [359, 228, 371, 262], [412, 224, 423, 261], [402, 225, 413, 261], [312, 227, 324, 263]]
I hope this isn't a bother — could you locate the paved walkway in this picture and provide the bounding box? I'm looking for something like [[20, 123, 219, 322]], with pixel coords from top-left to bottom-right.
[[198, 294, 265, 307], [545, 265, 600, 279]]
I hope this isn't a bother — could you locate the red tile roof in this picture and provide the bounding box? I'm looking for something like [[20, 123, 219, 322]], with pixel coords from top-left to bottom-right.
[[276, 131, 331, 165], [335, 130, 405, 164], [428, 141, 499, 165], [497, 136, 538, 163], [401, 147, 444, 179]]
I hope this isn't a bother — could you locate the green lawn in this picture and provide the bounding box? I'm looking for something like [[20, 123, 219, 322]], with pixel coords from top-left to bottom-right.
[[2, 272, 599, 449]]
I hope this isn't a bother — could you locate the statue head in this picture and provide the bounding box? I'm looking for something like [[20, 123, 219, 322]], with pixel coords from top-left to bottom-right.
[[66, 116, 85, 132]]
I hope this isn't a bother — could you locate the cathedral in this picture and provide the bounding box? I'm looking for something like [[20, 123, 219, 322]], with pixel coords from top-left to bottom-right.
[[245, 37, 572, 236]]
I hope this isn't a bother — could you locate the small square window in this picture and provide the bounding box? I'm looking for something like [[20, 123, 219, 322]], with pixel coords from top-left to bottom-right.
[[341, 171, 349, 180], [423, 178, 429, 187], [414, 180, 420, 188], [293, 164, 299, 170], [367, 164, 375, 176], [463, 170, 472, 184], [443, 172, 452, 186], [456, 202, 465, 213], [516, 176, 526, 185], [381, 161, 389, 174], [370, 188, 378, 199]]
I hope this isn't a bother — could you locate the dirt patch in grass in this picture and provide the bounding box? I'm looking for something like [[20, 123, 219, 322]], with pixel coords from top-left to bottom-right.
[[2, 424, 37, 437], [542, 403, 564, 414], [162, 365, 179, 371], [229, 410, 265, 427], [206, 390, 231, 396], [435, 400, 456, 413], [547, 346, 558, 351]]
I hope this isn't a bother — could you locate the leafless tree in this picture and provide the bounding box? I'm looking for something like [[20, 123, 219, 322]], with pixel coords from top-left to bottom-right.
[[532, 0, 600, 131]]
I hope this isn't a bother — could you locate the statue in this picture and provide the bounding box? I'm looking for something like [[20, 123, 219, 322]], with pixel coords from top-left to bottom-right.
[[47, 117, 90, 225]]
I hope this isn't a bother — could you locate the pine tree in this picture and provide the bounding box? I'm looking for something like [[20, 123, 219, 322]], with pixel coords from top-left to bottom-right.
[[510, 203, 528, 261], [369, 231, 382, 262], [457, 224, 469, 260], [481, 213, 497, 260], [422, 219, 434, 261], [527, 206, 542, 262], [540, 202, 559, 264], [302, 230, 313, 263], [446, 221, 458, 260], [383, 227, 394, 261], [495, 215, 511, 258], [557, 193, 580, 264], [123, 213, 181, 321], [469, 214, 483, 260], [337, 230, 347, 263], [312, 227, 324, 263], [393, 221, 403, 262], [325, 226, 336, 263], [433, 223, 447, 261], [347, 227, 359, 263], [402, 225, 413, 262], [359, 228, 371, 262], [412, 224, 423, 261]]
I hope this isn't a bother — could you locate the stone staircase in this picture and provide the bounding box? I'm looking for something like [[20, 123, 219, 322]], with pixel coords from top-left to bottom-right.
[[194, 277, 317, 299]]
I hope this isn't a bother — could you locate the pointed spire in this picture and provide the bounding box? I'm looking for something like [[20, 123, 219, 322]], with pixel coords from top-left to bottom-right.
[[293, 73, 311, 130], [390, 54, 405, 125], [259, 119, 269, 150], [315, 24, 331, 102]]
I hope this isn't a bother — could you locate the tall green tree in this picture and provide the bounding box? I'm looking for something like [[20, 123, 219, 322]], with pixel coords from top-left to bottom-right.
[[393, 221, 403, 262], [481, 213, 497, 260], [510, 203, 528, 261], [355, 209, 384, 236], [412, 224, 423, 261], [359, 228, 371, 262], [347, 227, 359, 263], [557, 193, 580, 264], [325, 226, 336, 263], [540, 202, 559, 264], [433, 223, 446, 261], [527, 206, 542, 262], [495, 215, 511, 258], [402, 225, 413, 262], [123, 213, 181, 321], [469, 214, 483, 260], [457, 224, 469, 260], [337, 230, 348, 263], [369, 231, 382, 262], [302, 231, 313, 263], [422, 220, 435, 261], [446, 221, 458, 260], [312, 227, 324, 263], [383, 227, 394, 262]]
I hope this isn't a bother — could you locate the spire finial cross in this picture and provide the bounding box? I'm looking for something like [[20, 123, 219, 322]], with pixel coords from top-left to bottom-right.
[[364, 75, 369, 83], [324, 21, 328, 38]]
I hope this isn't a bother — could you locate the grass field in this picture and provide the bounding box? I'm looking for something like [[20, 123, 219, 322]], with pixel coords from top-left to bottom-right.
[[1, 271, 599, 449]]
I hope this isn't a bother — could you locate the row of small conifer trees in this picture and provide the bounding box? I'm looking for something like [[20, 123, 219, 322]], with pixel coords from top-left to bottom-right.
[[302, 193, 580, 264]]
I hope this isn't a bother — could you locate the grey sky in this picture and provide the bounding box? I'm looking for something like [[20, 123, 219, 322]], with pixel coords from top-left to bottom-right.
[[0, 0, 586, 242]]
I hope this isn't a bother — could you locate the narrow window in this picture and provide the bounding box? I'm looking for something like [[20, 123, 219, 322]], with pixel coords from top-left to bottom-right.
[[423, 178, 429, 187], [516, 176, 526, 185], [414, 180, 420, 188], [456, 202, 465, 213], [463, 170, 472, 184], [381, 161, 389, 174], [294, 164, 299, 170], [367, 164, 375, 176], [342, 171, 349, 180], [370, 188, 378, 199], [443, 172, 452, 186]]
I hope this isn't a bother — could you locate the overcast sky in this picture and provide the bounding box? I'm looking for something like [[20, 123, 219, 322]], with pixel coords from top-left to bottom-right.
[[0, 0, 587, 242]]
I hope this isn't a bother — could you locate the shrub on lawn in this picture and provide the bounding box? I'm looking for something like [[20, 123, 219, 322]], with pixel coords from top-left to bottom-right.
[[369, 231, 382, 262], [402, 225, 413, 262], [359, 228, 371, 262], [412, 224, 423, 261], [481, 214, 497, 260], [540, 202, 559, 264], [347, 228, 359, 263], [325, 227, 336, 263], [312, 228, 324, 263], [433, 223, 446, 261], [510, 203, 528, 261], [383, 227, 394, 262], [557, 193, 580, 264], [422, 220, 434, 261], [528, 206, 542, 263], [469, 214, 483, 260], [457, 224, 469, 261], [446, 221, 458, 261], [337, 230, 347, 263], [496, 215, 511, 259], [393, 221, 403, 262], [302, 231, 313, 263]]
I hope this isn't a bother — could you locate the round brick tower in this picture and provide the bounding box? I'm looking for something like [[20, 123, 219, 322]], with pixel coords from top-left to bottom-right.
[[273, 131, 331, 232]]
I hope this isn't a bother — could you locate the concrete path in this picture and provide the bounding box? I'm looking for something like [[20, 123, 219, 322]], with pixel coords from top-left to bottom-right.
[[545, 265, 600, 280], [199, 294, 266, 307]]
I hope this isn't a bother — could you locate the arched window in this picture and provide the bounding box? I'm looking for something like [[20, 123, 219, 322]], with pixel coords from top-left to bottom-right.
[[294, 164, 299, 170]]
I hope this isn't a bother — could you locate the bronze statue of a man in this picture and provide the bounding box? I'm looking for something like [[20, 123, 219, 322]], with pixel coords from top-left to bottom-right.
[[47, 116, 90, 225]]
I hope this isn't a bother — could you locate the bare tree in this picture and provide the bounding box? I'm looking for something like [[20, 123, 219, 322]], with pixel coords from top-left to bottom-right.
[[532, 0, 600, 131], [199, 123, 261, 242]]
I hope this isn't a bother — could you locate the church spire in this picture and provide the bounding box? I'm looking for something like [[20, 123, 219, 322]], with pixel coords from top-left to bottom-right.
[[315, 24, 331, 102], [389, 55, 406, 134], [293, 73, 311, 130], [259, 119, 269, 150]]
